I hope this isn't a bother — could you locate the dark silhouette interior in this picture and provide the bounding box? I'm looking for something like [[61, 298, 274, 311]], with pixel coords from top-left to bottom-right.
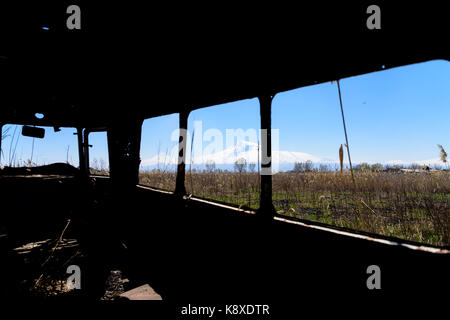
[[0, 2, 448, 310]]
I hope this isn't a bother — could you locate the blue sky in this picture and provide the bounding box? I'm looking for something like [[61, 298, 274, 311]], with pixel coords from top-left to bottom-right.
[[272, 59, 450, 163], [141, 59, 450, 167], [1, 60, 449, 169], [0, 127, 108, 167]]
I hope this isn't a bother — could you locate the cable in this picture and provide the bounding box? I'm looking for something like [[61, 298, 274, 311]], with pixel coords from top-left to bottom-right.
[[336, 80, 355, 184]]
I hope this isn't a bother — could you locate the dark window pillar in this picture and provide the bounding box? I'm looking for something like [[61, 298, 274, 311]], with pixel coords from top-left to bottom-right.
[[258, 95, 276, 218], [82, 129, 90, 173], [76, 127, 87, 175], [175, 110, 189, 196], [107, 120, 143, 193]]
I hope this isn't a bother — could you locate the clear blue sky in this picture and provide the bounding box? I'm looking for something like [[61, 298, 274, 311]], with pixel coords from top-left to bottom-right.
[[141, 59, 450, 166], [0, 127, 108, 167], [273, 59, 450, 163], [2, 60, 449, 168]]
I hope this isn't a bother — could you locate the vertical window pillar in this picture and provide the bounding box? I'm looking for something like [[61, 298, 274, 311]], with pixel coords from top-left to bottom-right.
[[107, 120, 143, 191], [258, 95, 276, 218], [76, 127, 87, 175], [82, 129, 90, 173], [175, 110, 189, 196]]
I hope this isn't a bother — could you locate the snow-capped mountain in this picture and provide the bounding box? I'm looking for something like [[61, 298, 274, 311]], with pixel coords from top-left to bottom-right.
[[141, 140, 331, 167], [192, 140, 328, 164], [140, 140, 447, 170]]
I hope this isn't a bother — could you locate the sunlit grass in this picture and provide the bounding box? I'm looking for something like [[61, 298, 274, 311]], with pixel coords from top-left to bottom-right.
[[139, 169, 449, 246]]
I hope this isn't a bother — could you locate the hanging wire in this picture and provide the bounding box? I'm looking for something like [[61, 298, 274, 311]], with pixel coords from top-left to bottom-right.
[[335, 80, 380, 216], [336, 80, 355, 184]]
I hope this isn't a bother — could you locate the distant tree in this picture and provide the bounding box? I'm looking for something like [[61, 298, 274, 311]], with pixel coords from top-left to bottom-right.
[[248, 162, 256, 172], [304, 160, 313, 172], [293, 160, 314, 172], [99, 158, 107, 171], [92, 158, 99, 170], [319, 164, 330, 172], [205, 160, 216, 172], [293, 162, 304, 172], [408, 163, 422, 170], [371, 163, 383, 172], [385, 164, 404, 171], [234, 158, 247, 173], [354, 163, 371, 171]]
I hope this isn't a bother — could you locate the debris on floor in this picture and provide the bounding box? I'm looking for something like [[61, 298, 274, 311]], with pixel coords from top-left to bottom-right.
[[120, 284, 162, 300]]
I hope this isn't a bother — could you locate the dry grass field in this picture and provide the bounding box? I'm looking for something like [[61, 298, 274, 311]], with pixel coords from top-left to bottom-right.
[[139, 169, 449, 247]]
